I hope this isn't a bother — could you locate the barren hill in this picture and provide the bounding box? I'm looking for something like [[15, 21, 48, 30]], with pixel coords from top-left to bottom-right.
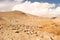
[[0, 11, 60, 40]]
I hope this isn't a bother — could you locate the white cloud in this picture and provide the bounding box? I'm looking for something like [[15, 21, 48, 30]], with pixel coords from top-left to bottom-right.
[[14, 0, 23, 2], [0, 2, 8, 8], [12, 1, 59, 18], [0, 0, 60, 18], [0, 0, 24, 11]]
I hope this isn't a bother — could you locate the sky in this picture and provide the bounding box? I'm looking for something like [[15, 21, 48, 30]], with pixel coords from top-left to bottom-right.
[[0, 0, 60, 17], [0, 0, 22, 11], [29, 0, 60, 4], [0, 0, 60, 11]]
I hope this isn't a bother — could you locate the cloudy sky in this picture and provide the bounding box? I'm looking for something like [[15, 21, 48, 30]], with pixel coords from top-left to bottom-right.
[[0, 0, 60, 17], [29, 0, 60, 4], [0, 0, 60, 11], [0, 0, 23, 11]]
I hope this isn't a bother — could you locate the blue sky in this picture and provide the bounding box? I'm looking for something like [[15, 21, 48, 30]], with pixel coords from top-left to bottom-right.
[[0, 0, 60, 11], [0, 0, 60, 4], [0, 0, 60, 17], [23, 0, 60, 4]]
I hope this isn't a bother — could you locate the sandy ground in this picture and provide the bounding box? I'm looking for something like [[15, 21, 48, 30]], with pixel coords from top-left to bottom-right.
[[0, 11, 60, 40]]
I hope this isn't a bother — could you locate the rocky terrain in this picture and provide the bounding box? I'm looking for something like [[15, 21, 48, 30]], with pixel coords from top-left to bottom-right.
[[0, 11, 60, 40]]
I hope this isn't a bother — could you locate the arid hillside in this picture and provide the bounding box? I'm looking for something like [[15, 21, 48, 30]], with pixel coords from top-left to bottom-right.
[[0, 11, 60, 40]]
